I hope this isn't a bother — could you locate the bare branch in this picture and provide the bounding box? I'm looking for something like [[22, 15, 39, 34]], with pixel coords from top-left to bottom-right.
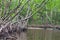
[[0, 22, 10, 32], [6, 0, 48, 22], [20, 0, 49, 21], [2, 0, 12, 20], [6, 0, 30, 22], [2, 0, 21, 20]]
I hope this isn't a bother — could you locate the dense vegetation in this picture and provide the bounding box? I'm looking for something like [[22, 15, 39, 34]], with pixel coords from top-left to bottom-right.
[[0, 0, 60, 25]]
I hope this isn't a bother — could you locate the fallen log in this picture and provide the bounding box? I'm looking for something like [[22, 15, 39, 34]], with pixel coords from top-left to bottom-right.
[[27, 25, 60, 30]]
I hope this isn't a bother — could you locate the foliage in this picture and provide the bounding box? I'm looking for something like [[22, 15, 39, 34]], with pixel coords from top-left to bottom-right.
[[0, 0, 60, 25]]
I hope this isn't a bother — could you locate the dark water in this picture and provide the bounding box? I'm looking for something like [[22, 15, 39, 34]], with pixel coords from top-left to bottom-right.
[[27, 29, 60, 40], [0, 29, 60, 40]]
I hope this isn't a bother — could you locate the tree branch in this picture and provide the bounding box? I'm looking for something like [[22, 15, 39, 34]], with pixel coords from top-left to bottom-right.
[[6, 0, 30, 22], [21, 0, 49, 21], [2, 0, 12, 20], [2, 0, 21, 20]]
